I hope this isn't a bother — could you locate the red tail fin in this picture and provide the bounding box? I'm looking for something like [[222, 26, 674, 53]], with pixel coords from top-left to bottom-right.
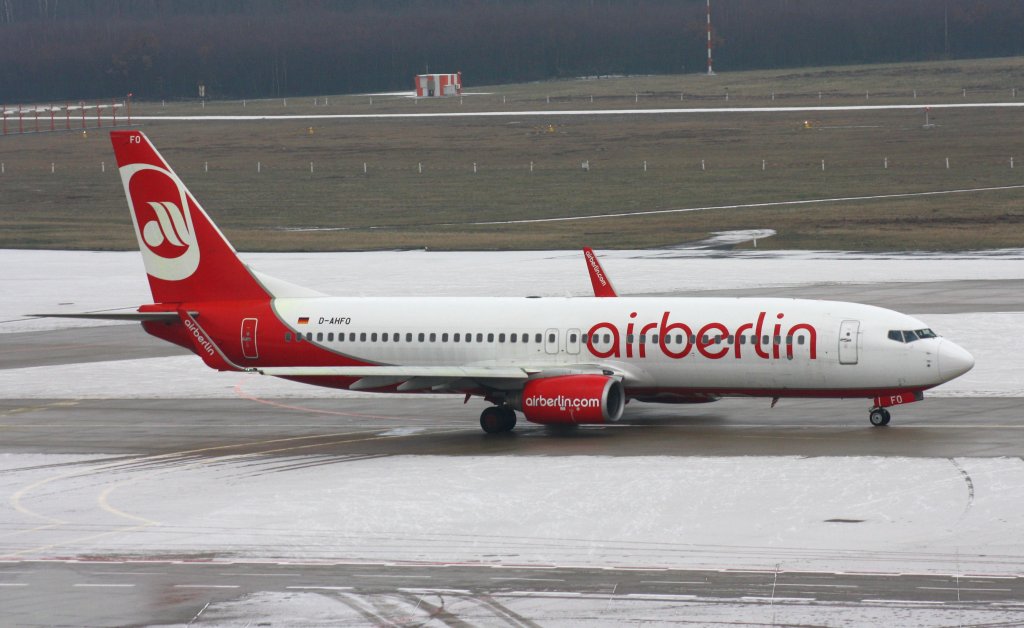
[[110, 130, 268, 304]]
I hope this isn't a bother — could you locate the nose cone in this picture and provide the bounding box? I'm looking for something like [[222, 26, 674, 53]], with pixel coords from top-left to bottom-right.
[[938, 340, 975, 382]]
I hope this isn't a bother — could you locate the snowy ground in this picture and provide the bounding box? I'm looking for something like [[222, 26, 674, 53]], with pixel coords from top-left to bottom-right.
[[2, 453, 1022, 576], [2, 247, 1023, 624]]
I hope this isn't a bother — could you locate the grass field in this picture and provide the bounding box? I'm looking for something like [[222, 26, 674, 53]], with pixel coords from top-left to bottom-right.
[[2, 57, 1023, 251]]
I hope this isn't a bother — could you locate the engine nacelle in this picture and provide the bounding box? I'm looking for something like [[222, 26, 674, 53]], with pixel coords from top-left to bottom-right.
[[511, 375, 625, 425]]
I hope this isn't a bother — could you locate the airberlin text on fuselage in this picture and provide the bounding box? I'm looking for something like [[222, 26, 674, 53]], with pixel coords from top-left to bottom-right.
[[183, 318, 216, 356], [587, 311, 818, 360]]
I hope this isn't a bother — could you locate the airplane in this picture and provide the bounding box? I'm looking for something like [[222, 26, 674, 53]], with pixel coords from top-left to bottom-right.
[[36, 130, 975, 433]]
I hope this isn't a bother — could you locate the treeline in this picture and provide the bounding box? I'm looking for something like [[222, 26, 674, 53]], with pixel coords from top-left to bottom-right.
[[1, 0, 1022, 102]]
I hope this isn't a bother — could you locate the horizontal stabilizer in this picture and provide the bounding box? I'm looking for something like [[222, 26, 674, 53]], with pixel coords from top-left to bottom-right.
[[29, 311, 181, 322]]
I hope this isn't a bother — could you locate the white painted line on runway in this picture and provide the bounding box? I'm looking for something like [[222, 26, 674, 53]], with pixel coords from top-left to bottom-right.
[[640, 580, 709, 585], [0, 583, 29, 587], [398, 588, 472, 594], [490, 577, 565, 582], [444, 184, 1024, 227], [173, 584, 240, 589], [219, 572, 302, 577], [917, 586, 1012, 592], [73, 583, 135, 588], [777, 583, 859, 588], [626, 593, 698, 600], [128, 101, 1024, 122], [91, 571, 166, 576], [508, 591, 582, 597], [742, 596, 814, 602], [862, 599, 945, 604], [353, 574, 433, 579], [286, 586, 354, 591]]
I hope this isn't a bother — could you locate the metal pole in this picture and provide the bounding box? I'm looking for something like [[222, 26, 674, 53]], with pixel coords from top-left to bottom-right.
[[706, 0, 715, 75]]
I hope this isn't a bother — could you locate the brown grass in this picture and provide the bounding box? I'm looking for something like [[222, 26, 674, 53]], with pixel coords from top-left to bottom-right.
[[2, 57, 1023, 251]]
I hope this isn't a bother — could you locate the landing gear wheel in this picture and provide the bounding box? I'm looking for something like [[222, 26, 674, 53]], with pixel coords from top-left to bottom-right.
[[869, 407, 891, 427], [480, 406, 516, 433]]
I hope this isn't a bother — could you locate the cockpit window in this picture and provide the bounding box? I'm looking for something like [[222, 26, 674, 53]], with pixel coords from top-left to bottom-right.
[[888, 328, 939, 343]]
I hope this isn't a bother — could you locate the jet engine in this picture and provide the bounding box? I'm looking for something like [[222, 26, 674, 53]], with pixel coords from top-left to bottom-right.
[[510, 374, 625, 425]]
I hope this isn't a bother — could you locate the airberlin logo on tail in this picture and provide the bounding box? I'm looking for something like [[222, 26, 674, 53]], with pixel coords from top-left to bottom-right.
[[120, 144, 200, 282]]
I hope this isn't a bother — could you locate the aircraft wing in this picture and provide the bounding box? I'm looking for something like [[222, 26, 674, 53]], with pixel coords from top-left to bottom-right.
[[256, 364, 619, 392]]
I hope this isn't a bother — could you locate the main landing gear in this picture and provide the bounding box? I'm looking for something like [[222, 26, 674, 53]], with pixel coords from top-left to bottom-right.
[[869, 407, 891, 427], [480, 406, 517, 434]]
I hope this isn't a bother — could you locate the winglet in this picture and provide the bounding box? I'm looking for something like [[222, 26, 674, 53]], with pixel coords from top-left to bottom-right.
[[583, 247, 617, 297]]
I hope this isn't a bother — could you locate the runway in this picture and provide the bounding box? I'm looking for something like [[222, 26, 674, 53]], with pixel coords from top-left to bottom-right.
[[2, 277, 1023, 626], [3, 560, 1023, 627]]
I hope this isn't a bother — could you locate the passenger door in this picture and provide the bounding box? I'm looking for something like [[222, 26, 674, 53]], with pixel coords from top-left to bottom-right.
[[241, 317, 259, 359], [838, 320, 859, 365]]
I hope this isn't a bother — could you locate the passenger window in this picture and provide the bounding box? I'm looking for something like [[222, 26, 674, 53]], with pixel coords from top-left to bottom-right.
[[370, 333, 377, 342], [393, 333, 399, 342], [569, 333, 577, 343], [359, 333, 366, 342], [798, 336, 805, 345], [676, 334, 684, 344], [284, 332, 292, 342], [328, 332, 334, 342], [604, 334, 612, 344], [349, 332, 356, 342], [306, 332, 313, 341], [627, 334, 635, 343], [442, 333, 449, 342], [762, 335, 769, 345], [510, 333, 517, 343], [381, 333, 387, 342], [701, 335, 708, 344], [689, 334, 696, 344], [488, 333, 495, 342], [773, 335, 781, 344], [785, 335, 793, 344], [535, 333, 542, 343], [418, 333, 425, 342], [580, 334, 587, 344], [454, 333, 460, 342], [727, 335, 734, 345], [740, 335, 747, 345], [547, 333, 555, 343], [498, 333, 505, 343], [478, 333, 484, 342], [430, 333, 437, 342], [465, 334, 472, 343], [316, 332, 323, 342], [406, 333, 412, 342]]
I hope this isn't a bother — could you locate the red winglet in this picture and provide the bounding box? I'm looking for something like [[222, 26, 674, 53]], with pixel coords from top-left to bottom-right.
[[583, 247, 617, 297]]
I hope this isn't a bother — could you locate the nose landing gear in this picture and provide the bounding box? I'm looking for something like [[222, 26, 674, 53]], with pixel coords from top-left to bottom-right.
[[480, 405, 517, 433], [869, 407, 891, 427]]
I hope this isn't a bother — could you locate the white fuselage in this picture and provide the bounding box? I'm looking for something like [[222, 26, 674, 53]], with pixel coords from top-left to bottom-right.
[[270, 296, 967, 397]]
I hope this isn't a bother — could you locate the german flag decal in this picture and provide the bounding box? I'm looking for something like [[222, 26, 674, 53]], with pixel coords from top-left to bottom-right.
[[297, 317, 310, 325]]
